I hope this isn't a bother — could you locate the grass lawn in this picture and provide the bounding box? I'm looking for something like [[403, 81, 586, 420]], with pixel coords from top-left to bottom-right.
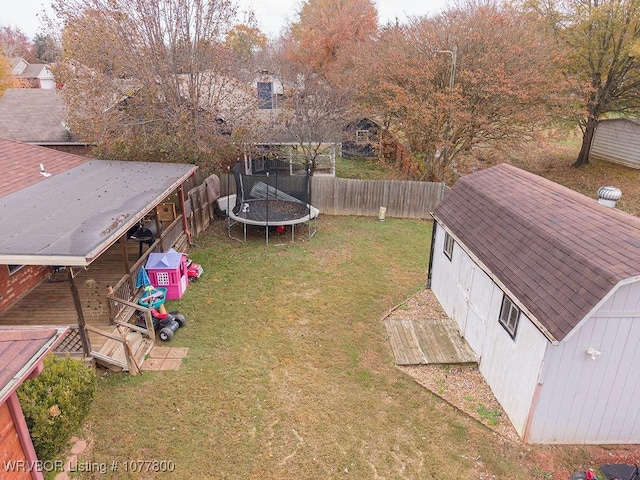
[[76, 216, 551, 479]]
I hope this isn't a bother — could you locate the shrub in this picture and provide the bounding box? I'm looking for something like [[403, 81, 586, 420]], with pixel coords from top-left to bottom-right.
[[17, 355, 97, 462]]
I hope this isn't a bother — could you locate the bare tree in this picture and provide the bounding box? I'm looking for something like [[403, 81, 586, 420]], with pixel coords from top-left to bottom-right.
[[51, 0, 260, 168]]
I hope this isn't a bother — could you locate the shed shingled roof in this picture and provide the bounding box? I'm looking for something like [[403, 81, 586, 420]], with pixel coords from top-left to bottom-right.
[[432, 163, 640, 341]]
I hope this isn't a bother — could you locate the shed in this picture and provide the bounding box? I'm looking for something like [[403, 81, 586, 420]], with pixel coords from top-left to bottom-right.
[[0, 326, 68, 480], [428, 163, 640, 444], [145, 249, 188, 300], [589, 118, 640, 168]]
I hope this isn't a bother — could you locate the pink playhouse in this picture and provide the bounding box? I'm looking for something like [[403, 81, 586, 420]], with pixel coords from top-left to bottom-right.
[[145, 249, 188, 300]]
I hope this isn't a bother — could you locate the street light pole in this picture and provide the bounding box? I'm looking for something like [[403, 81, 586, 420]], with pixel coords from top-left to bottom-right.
[[435, 46, 457, 90], [434, 46, 457, 176]]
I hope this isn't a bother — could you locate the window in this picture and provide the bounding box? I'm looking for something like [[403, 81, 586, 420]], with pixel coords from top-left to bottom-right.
[[7, 265, 23, 275], [156, 272, 170, 286], [355, 129, 370, 143], [499, 294, 520, 339], [257, 82, 274, 109], [443, 232, 454, 260]]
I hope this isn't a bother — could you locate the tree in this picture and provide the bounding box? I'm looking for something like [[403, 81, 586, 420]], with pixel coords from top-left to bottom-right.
[[534, 0, 640, 167], [285, 0, 378, 76], [33, 34, 62, 63], [269, 64, 354, 173], [51, 0, 258, 169], [0, 54, 15, 96], [350, 0, 568, 180], [225, 23, 267, 61], [0, 26, 35, 61]]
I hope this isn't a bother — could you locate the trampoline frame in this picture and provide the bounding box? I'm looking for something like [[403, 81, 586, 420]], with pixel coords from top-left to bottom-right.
[[223, 160, 320, 245]]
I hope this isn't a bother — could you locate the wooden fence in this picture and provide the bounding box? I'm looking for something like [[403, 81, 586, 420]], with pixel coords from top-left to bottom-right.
[[220, 174, 445, 220], [311, 177, 446, 219]]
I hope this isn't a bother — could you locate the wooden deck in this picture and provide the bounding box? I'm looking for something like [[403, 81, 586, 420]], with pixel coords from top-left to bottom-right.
[[384, 317, 478, 365], [0, 240, 146, 351]]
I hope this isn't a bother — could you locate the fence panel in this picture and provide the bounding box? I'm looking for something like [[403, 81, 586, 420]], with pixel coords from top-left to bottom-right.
[[220, 174, 444, 220]]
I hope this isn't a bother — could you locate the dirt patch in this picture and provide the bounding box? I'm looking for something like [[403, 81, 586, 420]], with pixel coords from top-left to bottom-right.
[[384, 289, 519, 441]]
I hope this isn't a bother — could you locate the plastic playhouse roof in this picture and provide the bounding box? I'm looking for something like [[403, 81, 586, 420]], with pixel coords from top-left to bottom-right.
[[145, 248, 184, 270]]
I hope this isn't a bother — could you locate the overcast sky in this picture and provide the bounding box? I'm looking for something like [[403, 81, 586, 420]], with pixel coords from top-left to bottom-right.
[[1, 0, 449, 39]]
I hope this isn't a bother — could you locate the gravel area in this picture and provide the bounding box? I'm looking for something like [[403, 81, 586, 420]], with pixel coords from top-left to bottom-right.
[[384, 288, 521, 442]]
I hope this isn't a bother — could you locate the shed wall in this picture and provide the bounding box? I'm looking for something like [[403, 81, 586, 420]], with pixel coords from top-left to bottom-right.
[[590, 119, 640, 169], [430, 222, 548, 436], [529, 280, 640, 443]]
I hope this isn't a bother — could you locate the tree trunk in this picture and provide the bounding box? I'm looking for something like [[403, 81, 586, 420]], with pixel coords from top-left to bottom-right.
[[573, 116, 598, 167]]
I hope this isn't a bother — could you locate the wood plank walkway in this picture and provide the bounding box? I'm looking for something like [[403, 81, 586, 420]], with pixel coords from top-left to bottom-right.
[[384, 317, 477, 365]]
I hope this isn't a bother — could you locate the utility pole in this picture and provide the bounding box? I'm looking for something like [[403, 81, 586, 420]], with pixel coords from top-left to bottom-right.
[[434, 46, 457, 173]]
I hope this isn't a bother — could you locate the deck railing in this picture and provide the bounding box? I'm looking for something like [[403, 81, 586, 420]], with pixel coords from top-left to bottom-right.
[[107, 215, 186, 324]]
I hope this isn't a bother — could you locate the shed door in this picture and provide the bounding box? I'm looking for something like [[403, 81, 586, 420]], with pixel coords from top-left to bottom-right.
[[453, 254, 474, 333], [463, 267, 492, 358]]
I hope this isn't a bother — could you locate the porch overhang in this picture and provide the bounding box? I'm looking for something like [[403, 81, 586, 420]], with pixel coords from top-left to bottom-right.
[[0, 160, 197, 267]]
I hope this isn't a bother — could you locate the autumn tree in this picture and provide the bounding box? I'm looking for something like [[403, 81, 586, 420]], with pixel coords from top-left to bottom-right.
[[51, 0, 259, 168], [0, 55, 15, 96], [225, 23, 267, 61], [285, 0, 378, 76], [350, 0, 568, 180], [266, 63, 354, 173], [533, 0, 640, 167], [0, 26, 35, 61]]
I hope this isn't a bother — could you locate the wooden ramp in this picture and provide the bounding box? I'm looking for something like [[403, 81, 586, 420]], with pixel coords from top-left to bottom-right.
[[384, 317, 477, 365], [89, 325, 155, 373]]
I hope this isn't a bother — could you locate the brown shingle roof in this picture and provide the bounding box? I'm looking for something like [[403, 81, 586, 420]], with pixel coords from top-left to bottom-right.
[[0, 88, 75, 143], [0, 328, 59, 403], [433, 163, 640, 341], [0, 138, 86, 197]]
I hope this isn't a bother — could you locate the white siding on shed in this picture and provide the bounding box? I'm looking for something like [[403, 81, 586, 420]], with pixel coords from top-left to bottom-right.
[[529, 280, 640, 444], [590, 119, 640, 169], [431, 222, 548, 436]]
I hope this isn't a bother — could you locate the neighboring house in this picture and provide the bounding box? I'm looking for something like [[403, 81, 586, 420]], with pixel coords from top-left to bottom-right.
[[254, 70, 284, 110], [342, 118, 380, 158], [9, 58, 56, 89], [0, 326, 68, 480], [589, 118, 640, 169], [429, 163, 640, 444], [0, 88, 91, 155]]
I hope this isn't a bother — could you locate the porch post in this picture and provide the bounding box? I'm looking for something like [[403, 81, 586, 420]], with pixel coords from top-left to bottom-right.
[[67, 267, 91, 355], [119, 236, 131, 274]]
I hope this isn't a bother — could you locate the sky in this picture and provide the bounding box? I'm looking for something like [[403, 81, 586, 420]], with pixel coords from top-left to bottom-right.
[[1, 0, 449, 40]]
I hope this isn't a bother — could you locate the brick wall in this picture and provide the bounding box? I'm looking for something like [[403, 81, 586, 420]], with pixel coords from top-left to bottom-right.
[[0, 266, 48, 315], [0, 401, 30, 480]]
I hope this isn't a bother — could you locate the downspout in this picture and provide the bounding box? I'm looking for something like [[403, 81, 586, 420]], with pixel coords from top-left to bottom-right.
[[178, 185, 194, 246], [426, 215, 437, 288], [8, 392, 44, 480]]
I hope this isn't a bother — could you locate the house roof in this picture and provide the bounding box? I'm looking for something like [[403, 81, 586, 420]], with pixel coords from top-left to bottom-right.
[[17, 64, 53, 80], [0, 88, 80, 144], [0, 138, 86, 196], [432, 163, 640, 342], [0, 327, 66, 404], [0, 139, 197, 266]]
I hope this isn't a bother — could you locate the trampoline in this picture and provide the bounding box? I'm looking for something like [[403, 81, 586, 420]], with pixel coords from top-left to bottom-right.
[[225, 158, 319, 244]]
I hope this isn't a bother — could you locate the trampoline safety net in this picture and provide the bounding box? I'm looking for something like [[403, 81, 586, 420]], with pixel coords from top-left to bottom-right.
[[230, 159, 312, 223]]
